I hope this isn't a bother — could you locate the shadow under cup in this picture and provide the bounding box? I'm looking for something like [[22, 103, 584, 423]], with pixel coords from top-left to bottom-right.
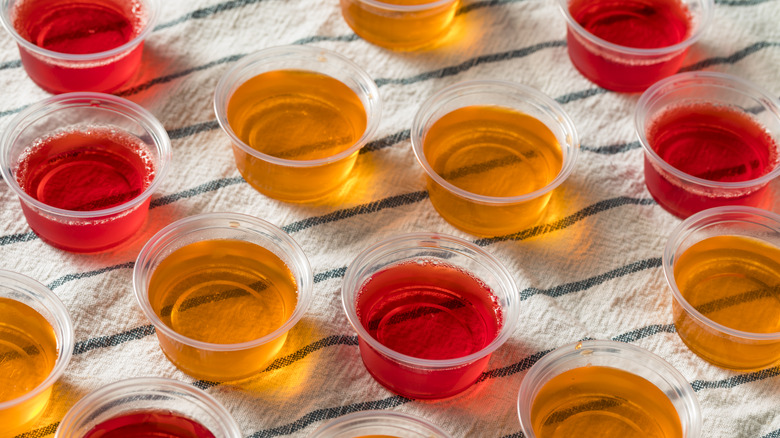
[[0, 92, 171, 253], [133, 213, 313, 382], [341, 233, 520, 399], [0, 0, 159, 94]]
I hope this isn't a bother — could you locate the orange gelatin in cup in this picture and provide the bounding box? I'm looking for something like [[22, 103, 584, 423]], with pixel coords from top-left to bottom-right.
[[672, 235, 780, 369], [147, 239, 299, 380], [340, 0, 459, 50], [226, 69, 367, 201], [0, 298, 59, 430], [530, 366, 682, 437], [422, 105, 563, 236]]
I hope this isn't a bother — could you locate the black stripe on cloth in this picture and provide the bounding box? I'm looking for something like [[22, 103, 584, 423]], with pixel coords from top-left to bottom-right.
[[361, 129, 411, 154], [73, 324, 156, 355], [611, 324, 675, 343], [167, 120, 222, 140], [119, 54, 246, 97], [520, 257, 663, 300], [281, 191, 429, 234], [0, 59, 21, 70], [0, 231, 37, 246], [192, 334, 360, 390], [0, 105, 27, 118], [475, 196, 657, 246], [762, 427, 780, 438], [47, 261, 135, 290], [154, 0, 272, 31], [555, 87, 607, 104], [313, 266, 348, 283], [457, 0, 526, 15], [681, 41, 780, 72], [373, 40, 567, 87], [690, 366, 780, 392], [12, 422, 59, 438], [582, 141, 641, 154], [149, 176, 245, 208], [499, 433, 525, 438], [291, 34, 360, 45], [245, 396, 412, 438], [716, 0, 774, 5]]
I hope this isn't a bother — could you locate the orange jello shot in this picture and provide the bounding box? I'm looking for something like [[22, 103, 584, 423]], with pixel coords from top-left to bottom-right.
[[411, 81, 579, 236], [663, 206, 780, 370], [340, 0, 460, 50], [133, 213, 313, 381], [0, 270, 73, 435], [214, 46, 381, 202]]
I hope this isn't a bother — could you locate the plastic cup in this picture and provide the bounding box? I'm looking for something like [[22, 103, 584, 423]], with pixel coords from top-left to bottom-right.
[[0, 270, 73, 435], [635, 72, 780, 219], [517, 340, 702, 438], [341, 233, 520, 399], [411, 80, 579, 237], [133, 212, 313, 382], [55, 377, 241, 437], [0, 0, 159, 94], [556, 0, 712, 92], [663, 206, 780, 370], [0, 92, 171, 253], [308, 410, 452, 438], [214, 45, 381, 202], [339, 0, 459, 51]]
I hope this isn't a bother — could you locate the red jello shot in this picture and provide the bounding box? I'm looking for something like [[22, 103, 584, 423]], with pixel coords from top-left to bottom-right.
[[635, 72, 780, 219], [0, 0, 159, 94], [341, 233, 520, 399], [557, 0, 712, 92], [0, 92, 171, 253]]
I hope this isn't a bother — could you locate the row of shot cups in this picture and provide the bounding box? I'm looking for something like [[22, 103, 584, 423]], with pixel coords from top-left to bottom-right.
[[4, 202, 780, 435]]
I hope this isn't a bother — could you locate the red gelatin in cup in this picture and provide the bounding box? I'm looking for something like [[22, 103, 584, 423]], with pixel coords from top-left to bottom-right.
[[562, 0, 701, 92], [83, 411, 216, 438], [355, 260, 502, 398], [15, 126, 156, 252], [5, 0, 152, 93], [644, 103, 780, 218]]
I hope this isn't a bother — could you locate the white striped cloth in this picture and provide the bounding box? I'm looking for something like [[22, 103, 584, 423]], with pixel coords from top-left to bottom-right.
[[1, 0, 779, 437]]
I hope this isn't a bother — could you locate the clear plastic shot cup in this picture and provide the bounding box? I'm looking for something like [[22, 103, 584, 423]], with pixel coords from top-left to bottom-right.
[[517, 340, 702, 438], [339, 0, 460, 51], [0, 270, 73, 435], [55, 377, 242, 438], [635, 72, 780, 219], [411, 80, 579, 237], [341, 233, 520, 399], [0, 92, 172, 253], [663, 206, 780, 370], [133, 212, 313, 382], [556, 0, 712, 92], [214, 45, 382, 203], [0, 0, 159, 94], [309, 410, 453, 438]]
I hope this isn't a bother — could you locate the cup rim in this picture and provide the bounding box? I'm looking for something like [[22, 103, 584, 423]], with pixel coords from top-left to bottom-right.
[[341, 232, 520, 369], [309, 410, 453, 437], [0, 0, 160, 62], [635, 71, 780, 190], [55, 377, 242, 437], [0, 92, 172, 219], [663, 205, 780, 340], [133, 212, 314, 351], [0, 269, 74, 412], [410, 80, 580, 205], [344, 0, 457, 12], [556, 0, 713, 57], [213, 45, 382, 168], [517, 339, 702, 438]]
